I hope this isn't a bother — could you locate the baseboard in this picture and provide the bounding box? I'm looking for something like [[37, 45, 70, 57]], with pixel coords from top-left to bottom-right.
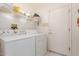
[[48, 50, 67, 56]]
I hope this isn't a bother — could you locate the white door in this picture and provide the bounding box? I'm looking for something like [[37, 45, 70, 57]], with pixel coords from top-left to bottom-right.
[[48, 7, 70, 55]]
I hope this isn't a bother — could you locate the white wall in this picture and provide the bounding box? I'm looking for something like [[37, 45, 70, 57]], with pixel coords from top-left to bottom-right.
[[0, 3, 35, 31], [71, 4, 79, 55]]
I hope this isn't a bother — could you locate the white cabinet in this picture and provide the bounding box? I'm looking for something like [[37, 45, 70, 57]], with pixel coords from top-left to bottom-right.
[[4, 37, 35, 56], [36, 34, 47, 56]]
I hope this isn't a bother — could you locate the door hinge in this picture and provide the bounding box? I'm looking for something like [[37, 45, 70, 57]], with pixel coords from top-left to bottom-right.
[[69, 47, 71, 51], [68, 28, 70, 32]]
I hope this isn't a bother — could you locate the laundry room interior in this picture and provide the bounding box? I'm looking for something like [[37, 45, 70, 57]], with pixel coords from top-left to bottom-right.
[[0, 3, 79, 56]]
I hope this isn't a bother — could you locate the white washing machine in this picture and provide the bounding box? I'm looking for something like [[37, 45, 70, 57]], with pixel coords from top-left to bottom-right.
[[0, 32, 47, 56]]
